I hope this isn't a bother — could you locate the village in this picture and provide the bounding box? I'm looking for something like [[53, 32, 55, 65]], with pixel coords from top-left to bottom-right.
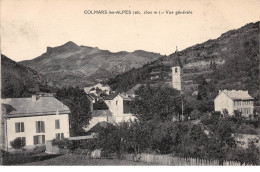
[[1, 0, 260, 166], [1, 56, 259, 165]]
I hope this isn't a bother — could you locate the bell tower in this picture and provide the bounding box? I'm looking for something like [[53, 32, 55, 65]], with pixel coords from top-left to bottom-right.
[[172, 46, 182, 91]]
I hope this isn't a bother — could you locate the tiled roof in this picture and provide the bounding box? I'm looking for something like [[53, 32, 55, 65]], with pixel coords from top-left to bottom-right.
[[1, 96, 70, 118], [126, 84, 144, 95], [92, 110, 112, 117], [221, 90, 254, 100]]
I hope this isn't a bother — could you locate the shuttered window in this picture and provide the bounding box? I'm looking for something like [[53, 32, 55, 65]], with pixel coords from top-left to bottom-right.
[[16, 137, 26, 146], [55, 133, 64, 140], [61, 133, 64, 139], [21, 137, 26, 146], [33, 135, 45, 145], [55, 120, 60, 129], [36, 121, 45, 133], [15, 122, 24, 133]]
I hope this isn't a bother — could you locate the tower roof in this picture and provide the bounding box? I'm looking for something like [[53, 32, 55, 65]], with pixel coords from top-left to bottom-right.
[[172, 48, 183, 68]]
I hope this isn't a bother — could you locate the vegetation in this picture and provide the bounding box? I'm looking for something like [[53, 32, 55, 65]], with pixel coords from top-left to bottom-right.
[[55, 87, 92, 136], [131, 85, 182, 122], [10, 138, 24, 149], [93, 101, 109, 110]]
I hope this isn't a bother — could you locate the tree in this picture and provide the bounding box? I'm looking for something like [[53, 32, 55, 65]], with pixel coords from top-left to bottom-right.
[[244, 141, 260, 165], [56, 87, 92, 136], [131, 85, 182, 122]]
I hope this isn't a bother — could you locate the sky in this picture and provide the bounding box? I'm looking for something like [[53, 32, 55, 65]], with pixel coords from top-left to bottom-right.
[[1, 0, 260, 62]]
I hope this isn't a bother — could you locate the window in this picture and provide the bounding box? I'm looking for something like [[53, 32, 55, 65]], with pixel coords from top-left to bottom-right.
[[55, 133, 64, 140], [33, 135, 45, 145], [175, 68, 178, 73], [36, 121, 45, 133], [15, 122, 24, 133], [55, 120, 60, 129], [16, 137, 26, 146]]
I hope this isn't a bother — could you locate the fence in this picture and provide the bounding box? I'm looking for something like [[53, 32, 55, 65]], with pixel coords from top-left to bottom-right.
[[136, 153, 246, 166]]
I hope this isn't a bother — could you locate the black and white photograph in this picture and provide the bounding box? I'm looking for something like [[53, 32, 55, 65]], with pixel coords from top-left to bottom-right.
[[0, 0, 260, 166]]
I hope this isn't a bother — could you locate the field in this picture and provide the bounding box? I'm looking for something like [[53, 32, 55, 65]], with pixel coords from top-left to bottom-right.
[[4, 153, 153, 166]]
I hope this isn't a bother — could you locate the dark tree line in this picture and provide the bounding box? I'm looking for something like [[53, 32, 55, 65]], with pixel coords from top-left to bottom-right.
[[56, 87, 92, 136]]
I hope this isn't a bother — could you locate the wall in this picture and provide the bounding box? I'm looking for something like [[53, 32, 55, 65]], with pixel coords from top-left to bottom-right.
[[6, 114, 70, 149], [214, 92, 234, 115]]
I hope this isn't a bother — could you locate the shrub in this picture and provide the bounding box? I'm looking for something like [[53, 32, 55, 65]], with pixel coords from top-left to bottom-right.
[[190, 109, 201, 120], [52, 138, 73, 150], [10, 138, 23, 149], [237, 124, 258, 135]]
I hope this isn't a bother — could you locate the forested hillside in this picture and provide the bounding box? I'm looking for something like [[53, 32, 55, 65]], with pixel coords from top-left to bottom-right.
[[107, 21, 259, 101], [1, 55, 55, 98]]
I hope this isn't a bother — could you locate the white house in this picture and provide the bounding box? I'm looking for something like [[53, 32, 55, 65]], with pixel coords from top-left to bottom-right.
[[1, 95, 70, 151], [84, 83, 111, 95], [104, 93, 136, 123], [214, 90, 254, 117]]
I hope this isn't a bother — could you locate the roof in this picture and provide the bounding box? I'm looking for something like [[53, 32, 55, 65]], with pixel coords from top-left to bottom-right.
[[87, 121, 114, 133], [119, 94, 132, 101], [87, 93, 98, 99], [126, 84, 144, 95], [103, 93, 118, 100], [68, 135, 94, 140], [219, 90, 254, 100], [92, 110, 112, 117], [1, 96, 70, 118]]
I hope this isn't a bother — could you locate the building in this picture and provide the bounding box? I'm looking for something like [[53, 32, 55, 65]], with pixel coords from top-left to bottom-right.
[[214, 90, 254, 117], [172, 65, 182, 91], [83, 110, 113, 132], [1, 95, 70, 151], [171, 48, 183, 91], [84, 83, 111, 95], [104, 93, 136, 123], [126, 84, 144, 98]]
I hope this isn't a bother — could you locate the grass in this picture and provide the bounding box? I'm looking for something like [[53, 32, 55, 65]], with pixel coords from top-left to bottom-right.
[[4, 153, 154, 166]]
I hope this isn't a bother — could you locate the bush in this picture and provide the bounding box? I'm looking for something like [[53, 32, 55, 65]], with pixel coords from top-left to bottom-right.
[[10, 138, 23, 149], [52, 138, 73, 150], [33, 145, 46, 154], [237, 124, 258, 135], [190, 109, 201, 120]]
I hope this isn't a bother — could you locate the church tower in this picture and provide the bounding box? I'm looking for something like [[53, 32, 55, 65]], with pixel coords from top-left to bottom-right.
[[172, 47, 182, 91]]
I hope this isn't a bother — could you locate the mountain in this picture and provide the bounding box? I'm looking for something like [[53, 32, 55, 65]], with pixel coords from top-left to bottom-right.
[[1, 54, 54, 98], [19, 41, 161, 87], [107, 21, 259, 100]]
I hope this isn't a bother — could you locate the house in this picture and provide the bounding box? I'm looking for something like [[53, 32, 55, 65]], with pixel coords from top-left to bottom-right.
[[84, 83, 111, 95], [83, 110, 113, 132], [104, 93, 136, 123], [86, 121, 114, 136], [1, 95, 70, 151], [214, 90, 254, 117], [126, 84, 144, 98]]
